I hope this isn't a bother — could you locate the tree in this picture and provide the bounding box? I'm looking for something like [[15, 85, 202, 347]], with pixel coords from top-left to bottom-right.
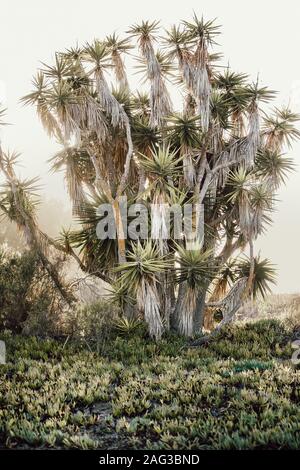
[[1, 14, 298, 338]]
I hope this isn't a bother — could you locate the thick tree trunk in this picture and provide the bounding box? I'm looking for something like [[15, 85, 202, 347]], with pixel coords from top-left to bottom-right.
[[172, 284, 208, 336], [160, 272, 174, 331], [193, 289, 207, 333], [171, 283, 185, 331]]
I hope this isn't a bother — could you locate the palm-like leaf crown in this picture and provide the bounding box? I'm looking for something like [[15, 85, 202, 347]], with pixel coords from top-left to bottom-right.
[[175, 245, 216, 290], [238, 255, 276, 298], [114, 241, 172, 291]]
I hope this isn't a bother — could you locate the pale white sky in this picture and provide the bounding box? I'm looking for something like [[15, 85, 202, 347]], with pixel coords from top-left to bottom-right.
[[0, 0, 300, 292]]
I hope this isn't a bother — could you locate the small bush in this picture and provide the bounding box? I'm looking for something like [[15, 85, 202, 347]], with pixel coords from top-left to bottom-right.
[[0, 247, 38, 331], [64, 300, 121, 343], [0, 245, 72, 336], [112, 317, 146, 338]]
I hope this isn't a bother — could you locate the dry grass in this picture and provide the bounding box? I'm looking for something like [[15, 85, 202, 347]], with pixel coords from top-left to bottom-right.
[[237, 294, 300, 326]]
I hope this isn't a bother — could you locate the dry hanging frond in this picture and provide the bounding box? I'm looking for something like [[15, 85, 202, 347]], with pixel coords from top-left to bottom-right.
[[129, 21, 172, 127]]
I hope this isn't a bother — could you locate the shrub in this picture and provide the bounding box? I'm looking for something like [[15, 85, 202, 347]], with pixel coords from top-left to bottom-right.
[[0, 320, 300, 450], [64, 299, 121, 344], [0, 247, 38, 331], [0, 245, 70, 336], [203, 320, 292, 360]]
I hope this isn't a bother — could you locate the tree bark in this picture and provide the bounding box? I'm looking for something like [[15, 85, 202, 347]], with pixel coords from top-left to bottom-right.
[[171, 282, 185, 331], [112, 198, 127, 265], [193, 288, 208, 333]]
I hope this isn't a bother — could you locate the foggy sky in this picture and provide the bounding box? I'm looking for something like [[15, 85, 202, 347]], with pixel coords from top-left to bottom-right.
[[0, 0, 299, 293]]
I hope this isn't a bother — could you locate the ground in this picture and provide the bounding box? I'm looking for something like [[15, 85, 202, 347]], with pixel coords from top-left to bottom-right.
[[0, 320, 300, 450]]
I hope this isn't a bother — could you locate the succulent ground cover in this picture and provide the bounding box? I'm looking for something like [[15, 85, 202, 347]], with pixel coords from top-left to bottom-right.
[[0, 320, 299, 450]]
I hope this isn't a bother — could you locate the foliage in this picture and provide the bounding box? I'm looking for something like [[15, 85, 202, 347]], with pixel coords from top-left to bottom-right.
[[0, 245, 70, 335], [237, 256, 277, 298], [0, 247, 37, 331], [64, 299, 121, 344], [0, 320, 299, 450], [112, 317, 146, 337], [0, 14, 299, 338]]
